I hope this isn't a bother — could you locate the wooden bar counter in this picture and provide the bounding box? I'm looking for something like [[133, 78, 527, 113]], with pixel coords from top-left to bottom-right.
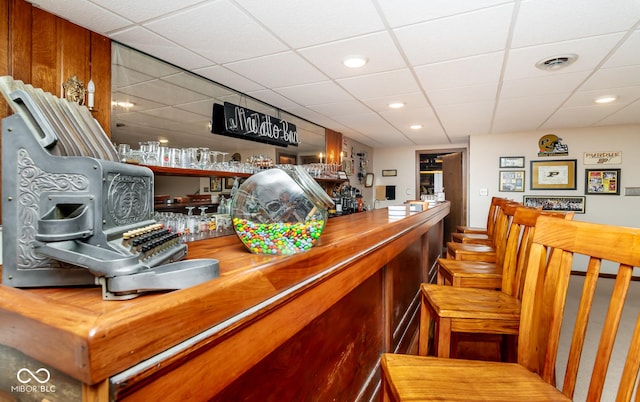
[[0, 203, 448, 401]]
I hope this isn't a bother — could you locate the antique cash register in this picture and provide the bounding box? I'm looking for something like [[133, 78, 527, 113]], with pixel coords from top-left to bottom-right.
[[0, 76, 219, 300]]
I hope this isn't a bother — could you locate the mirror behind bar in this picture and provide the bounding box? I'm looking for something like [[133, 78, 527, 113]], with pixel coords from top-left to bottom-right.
[[110, 43, 326, 163]]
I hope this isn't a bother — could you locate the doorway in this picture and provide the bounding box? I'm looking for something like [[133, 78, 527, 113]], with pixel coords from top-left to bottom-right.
[[416, 148, 467, 245]]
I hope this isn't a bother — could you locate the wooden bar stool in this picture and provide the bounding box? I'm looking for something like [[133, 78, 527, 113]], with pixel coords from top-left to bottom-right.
[[455, 196, 505, 235], [381, 217, 640, 401], [421, 206, 554, 361], [451, 197, 508, 244], [438, 210, 574, 289], [445, 202, 520, 262]]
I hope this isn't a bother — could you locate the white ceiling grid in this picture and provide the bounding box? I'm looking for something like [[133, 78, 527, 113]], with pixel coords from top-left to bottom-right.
[[26, 0, 640, 149]]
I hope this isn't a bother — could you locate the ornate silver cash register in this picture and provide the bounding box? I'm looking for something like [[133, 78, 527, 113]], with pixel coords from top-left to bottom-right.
[[0, 76, 219, 300]]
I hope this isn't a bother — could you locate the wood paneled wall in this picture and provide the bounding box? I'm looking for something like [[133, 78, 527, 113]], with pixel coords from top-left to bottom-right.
[[325, 128, 343, 165], [2, 0, 111, 128], [0, 0, 112, 223]]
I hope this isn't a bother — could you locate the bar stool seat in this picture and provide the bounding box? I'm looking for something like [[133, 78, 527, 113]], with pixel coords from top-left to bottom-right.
[[436, 259, 501, 289], [380, 354, 571, 401], [418, 283, 520, 358]]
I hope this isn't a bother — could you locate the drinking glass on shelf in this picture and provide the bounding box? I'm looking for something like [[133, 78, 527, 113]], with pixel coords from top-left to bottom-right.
[[147, 141, 160, 165], [218, 152, 229, 171], [209, 151, 221, 170], [197, 147, 210, 169], [169, 147, 181, 168], [138, 142, 150, 164], [117, 143, 130, 162]]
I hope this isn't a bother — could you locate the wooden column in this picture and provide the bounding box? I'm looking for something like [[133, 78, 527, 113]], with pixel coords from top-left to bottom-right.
[[325, 128, 343, 165]]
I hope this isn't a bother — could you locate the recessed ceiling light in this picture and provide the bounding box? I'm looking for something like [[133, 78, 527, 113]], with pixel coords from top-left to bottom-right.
[[410, 124, 423, 130], [388, 102, 405, 109], [343, 56, 368, 69], [535, 54, 578, 71], [594, 95, 618, 104]]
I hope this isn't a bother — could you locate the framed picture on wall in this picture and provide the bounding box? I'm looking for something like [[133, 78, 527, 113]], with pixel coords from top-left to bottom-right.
[[585, 168, 621, 195], [499, 156, 525, 168], [498, 170, 525, 192], [530, 159, 577, 190], [523, 195, 586, 214], [210, 177, 223, 192]]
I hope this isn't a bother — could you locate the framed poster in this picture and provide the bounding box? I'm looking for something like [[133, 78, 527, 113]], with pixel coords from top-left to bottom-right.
[[585, 169, 620, 195], [210, 177, 223, 192], [499, 170, 525, 192], [382, 169, 397, 177], [499, 156, 525, 168], [530, 159, 577, 190], [523, 195, 586, 214]]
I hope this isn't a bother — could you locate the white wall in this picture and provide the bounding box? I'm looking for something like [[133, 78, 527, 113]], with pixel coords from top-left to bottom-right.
[[468, 125, 640, 229], [370, 144, 468, 209]]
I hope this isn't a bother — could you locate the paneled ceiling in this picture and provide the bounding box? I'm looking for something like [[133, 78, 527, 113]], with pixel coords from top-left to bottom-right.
[[27, 0, 640, 149]]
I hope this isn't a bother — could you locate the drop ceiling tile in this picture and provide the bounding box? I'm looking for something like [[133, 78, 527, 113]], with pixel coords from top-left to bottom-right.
[[245, 89, 304, 112], [224, 52, 327, 88], [378, 0, 514, 28], [414, 52, 504, 91], [193, 66, 265, 93], [541, 104, 624, 129], [307, 101, 373, 117], [598, 99, 640, 125], [25, 0, 131, 32], [393, 4, 513, 65], [492, 93, 567, 133], [563, 85, 640, 107], [405, 129, 452, 146], [234, 0, 384, 48], [340, 131, 384, 148], [298, 32, 407, 79], [144, 1, 287, 64], [500, 70, 591, 99], [366, 132, 415, 147], [512, 0, 640, 48], [580, 65, 640, 90], [338, 69, 417, 99], [110, 27, 212, 70], [428, 84, 498, 106], [504, 33, 626, 81], [274, 81, 354, 106], [603, 29, 640, 68], [379, 106, 438, 129], [91, 0, 203, 23], [436, 101, 495, 136], [361, 92, 431, 113]]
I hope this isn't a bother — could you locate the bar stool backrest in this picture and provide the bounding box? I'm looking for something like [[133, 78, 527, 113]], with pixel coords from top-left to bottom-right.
[[517, 216, 640, 401]]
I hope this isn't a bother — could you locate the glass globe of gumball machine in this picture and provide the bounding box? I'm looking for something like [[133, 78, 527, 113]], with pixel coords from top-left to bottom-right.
[[230, 165, 334, 255]]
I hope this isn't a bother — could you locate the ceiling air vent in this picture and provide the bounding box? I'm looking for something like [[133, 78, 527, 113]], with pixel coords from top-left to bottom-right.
[[535, 54, 578, 71]]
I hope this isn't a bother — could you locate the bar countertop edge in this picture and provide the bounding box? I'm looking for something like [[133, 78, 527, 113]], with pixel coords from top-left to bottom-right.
[[0, 203, 449, 385]]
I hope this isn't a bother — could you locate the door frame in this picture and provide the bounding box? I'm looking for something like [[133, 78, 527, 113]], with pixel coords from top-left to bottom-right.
[[415, 147, 468, 225]]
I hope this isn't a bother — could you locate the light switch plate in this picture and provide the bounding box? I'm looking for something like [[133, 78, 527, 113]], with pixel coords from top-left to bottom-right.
[[625, 187, 640, 196]]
